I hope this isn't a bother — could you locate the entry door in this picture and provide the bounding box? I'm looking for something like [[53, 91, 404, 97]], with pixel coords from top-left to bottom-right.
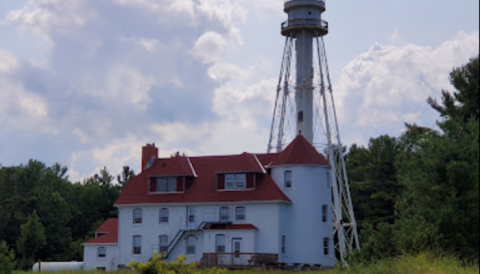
[[232, 239, 242, 265], [188, 207, 196, 229]]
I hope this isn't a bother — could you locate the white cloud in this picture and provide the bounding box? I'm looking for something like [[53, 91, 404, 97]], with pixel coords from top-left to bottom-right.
[[335, 30, 479, 145], [0, 50, 18, 74]]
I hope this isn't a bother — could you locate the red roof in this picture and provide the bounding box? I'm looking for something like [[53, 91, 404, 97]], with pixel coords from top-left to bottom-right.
[[84, 219, 118, 245], [114, 136, 327, 206], [143, 156, 196, 177], [204, 224, 258, 230], [270, 135, 330, 166]]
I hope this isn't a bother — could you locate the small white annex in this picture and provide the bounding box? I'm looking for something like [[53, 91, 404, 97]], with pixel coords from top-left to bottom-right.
[[83, 135, 335, 270]]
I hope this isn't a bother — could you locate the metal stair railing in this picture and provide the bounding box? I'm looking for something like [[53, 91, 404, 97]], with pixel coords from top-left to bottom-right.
[[162, 208, 234, 259], [140, 244, 159, 263]]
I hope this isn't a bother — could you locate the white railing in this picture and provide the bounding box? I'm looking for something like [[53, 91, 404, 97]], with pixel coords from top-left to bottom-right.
[[285, 0, 325, 3], [142, 208, 236, 261], [282, 18, 328, 30]]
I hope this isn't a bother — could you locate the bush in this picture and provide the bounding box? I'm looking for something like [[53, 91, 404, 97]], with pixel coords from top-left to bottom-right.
[[0, 241, 16, 274], [127, 252, 224, 274]]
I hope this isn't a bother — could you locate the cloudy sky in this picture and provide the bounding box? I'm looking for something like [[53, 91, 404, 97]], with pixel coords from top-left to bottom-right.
[[0, 0, 478, 182]]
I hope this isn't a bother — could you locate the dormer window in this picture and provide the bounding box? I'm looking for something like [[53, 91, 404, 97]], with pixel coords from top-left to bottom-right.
[[150, 177, 178, 193], [225, 174, 246, 189]]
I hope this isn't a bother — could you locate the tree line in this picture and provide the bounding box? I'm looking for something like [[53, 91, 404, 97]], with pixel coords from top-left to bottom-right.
[[0, 56, 478, 272], [0, 164, 135, 270], [347, 55, 479, 263]]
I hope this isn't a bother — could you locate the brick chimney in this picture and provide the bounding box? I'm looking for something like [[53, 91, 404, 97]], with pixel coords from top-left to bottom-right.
[[142, 144, 158, 170]]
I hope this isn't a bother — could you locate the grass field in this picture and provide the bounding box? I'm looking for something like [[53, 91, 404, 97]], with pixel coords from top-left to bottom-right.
[[13, 254, 479, 274]]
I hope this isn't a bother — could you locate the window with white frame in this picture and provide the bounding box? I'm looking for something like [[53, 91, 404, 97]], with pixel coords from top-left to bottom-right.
[[216, 234, 226, 253], [159, 208, 169, 223], [97, 247, 106, 258], [284, 171, 292, 188], [235, 206, 246, 221], [186, 235, 196, 255], [160, 235, 169, 253], [225, 174, 246, 189], [323, 238, 330, 256], [322, 205, 328, 223], [133, 235, 142, 255], [219, 207, 230, 222], [133, 209, 142, 224], [156, 177, 177, 192]]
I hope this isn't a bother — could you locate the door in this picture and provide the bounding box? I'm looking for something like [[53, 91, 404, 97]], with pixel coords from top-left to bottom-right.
[[232, 239, 242, 265], [188, 206, 196, 229]]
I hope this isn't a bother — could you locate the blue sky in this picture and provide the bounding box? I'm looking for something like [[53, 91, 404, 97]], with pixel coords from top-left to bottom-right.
[[0, 0, 478, 182]]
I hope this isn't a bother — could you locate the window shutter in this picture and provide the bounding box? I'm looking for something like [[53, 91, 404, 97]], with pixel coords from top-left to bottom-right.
[[217, 174, 225, 190], [149, 177, 157, 192]]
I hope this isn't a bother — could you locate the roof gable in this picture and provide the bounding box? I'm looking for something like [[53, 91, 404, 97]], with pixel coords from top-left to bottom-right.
[[84, 218, 118, 245], [272, 135, 329, 166]]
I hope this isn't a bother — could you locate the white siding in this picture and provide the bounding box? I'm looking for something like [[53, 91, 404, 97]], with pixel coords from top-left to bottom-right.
[[271, 165, 335, 267], [83, 245, 118, 271]]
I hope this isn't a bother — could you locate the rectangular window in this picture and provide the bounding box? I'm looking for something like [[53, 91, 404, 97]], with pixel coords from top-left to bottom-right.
[[159, 208, 169, 223], [186, 236, 196, 255], [220, 207, 230, 222], [235, 207, 246, 221], [133, 236, 142, 255], [326, 172, 331, 189], [133, 209, 142, 224], [285, 171, 292, 188], [322, 205, 328, 223], [224, 174, 247, 190], [216, 234, 226, 253], [156, 177, 177, 192], [281, 235, 286, 254], [98, 247, 106, 258], [323, 238, 330, 256]]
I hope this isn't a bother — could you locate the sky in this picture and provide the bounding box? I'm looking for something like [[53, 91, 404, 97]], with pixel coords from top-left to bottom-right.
[[0, 0, 478, 182]]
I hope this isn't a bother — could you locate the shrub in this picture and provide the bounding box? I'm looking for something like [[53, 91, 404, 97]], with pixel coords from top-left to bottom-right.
[[127, 252, 224, 274], [0, 241, 16, 274]]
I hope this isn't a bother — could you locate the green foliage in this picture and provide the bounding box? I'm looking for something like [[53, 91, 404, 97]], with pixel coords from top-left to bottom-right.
[[17, 210, 46, 269], [0, 241, 16, 274], [128, 252, 224, 274], [428, 55, 479, 122]]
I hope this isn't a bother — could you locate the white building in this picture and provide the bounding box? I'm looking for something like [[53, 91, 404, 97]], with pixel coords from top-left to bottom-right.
[[83, 135, 335, 270]]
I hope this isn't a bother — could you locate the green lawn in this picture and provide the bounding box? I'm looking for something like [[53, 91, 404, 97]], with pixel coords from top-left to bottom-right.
[[12, 254, 479, 274]]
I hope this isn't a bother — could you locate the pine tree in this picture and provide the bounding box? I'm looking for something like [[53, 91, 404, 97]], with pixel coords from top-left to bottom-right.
[[0, 241, 15, 274], [17, 210, 46, 269]]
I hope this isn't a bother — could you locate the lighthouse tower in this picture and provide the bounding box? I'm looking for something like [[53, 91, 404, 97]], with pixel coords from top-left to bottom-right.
[[268, 0, 360, 265]]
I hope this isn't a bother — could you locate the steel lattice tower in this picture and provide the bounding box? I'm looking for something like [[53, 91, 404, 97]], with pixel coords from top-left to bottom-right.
[[267, 0, 360, 265]]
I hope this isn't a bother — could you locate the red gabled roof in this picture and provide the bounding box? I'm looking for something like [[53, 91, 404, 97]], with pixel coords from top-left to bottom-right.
[[84, 219, 118, 245], [115, 154, 291, 205], [271, 135, 330, 166], [143, 156, 196, 177], [114, 136, 328, 206]]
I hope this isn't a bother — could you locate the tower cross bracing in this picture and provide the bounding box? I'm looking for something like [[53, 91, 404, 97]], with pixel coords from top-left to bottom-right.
[[267, 0, 360, 265]]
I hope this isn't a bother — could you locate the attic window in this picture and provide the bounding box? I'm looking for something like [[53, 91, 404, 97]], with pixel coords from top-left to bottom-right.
[[225, 174, 246, 189], [156, 177, 177, 193]]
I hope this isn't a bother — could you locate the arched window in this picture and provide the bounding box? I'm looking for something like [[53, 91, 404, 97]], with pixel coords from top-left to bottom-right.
[[159, 235, 169, 253], [219, 207, 230, 222], [236, 207, 246, 221], [322, 205, 328, 223], [216, 234, 226, 253], [133, 235, 142, 255], [159, 208, 169, 223], [97, 247, 106, 258], [133, 209, 143, 224], [186, 235, 196, 255]]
